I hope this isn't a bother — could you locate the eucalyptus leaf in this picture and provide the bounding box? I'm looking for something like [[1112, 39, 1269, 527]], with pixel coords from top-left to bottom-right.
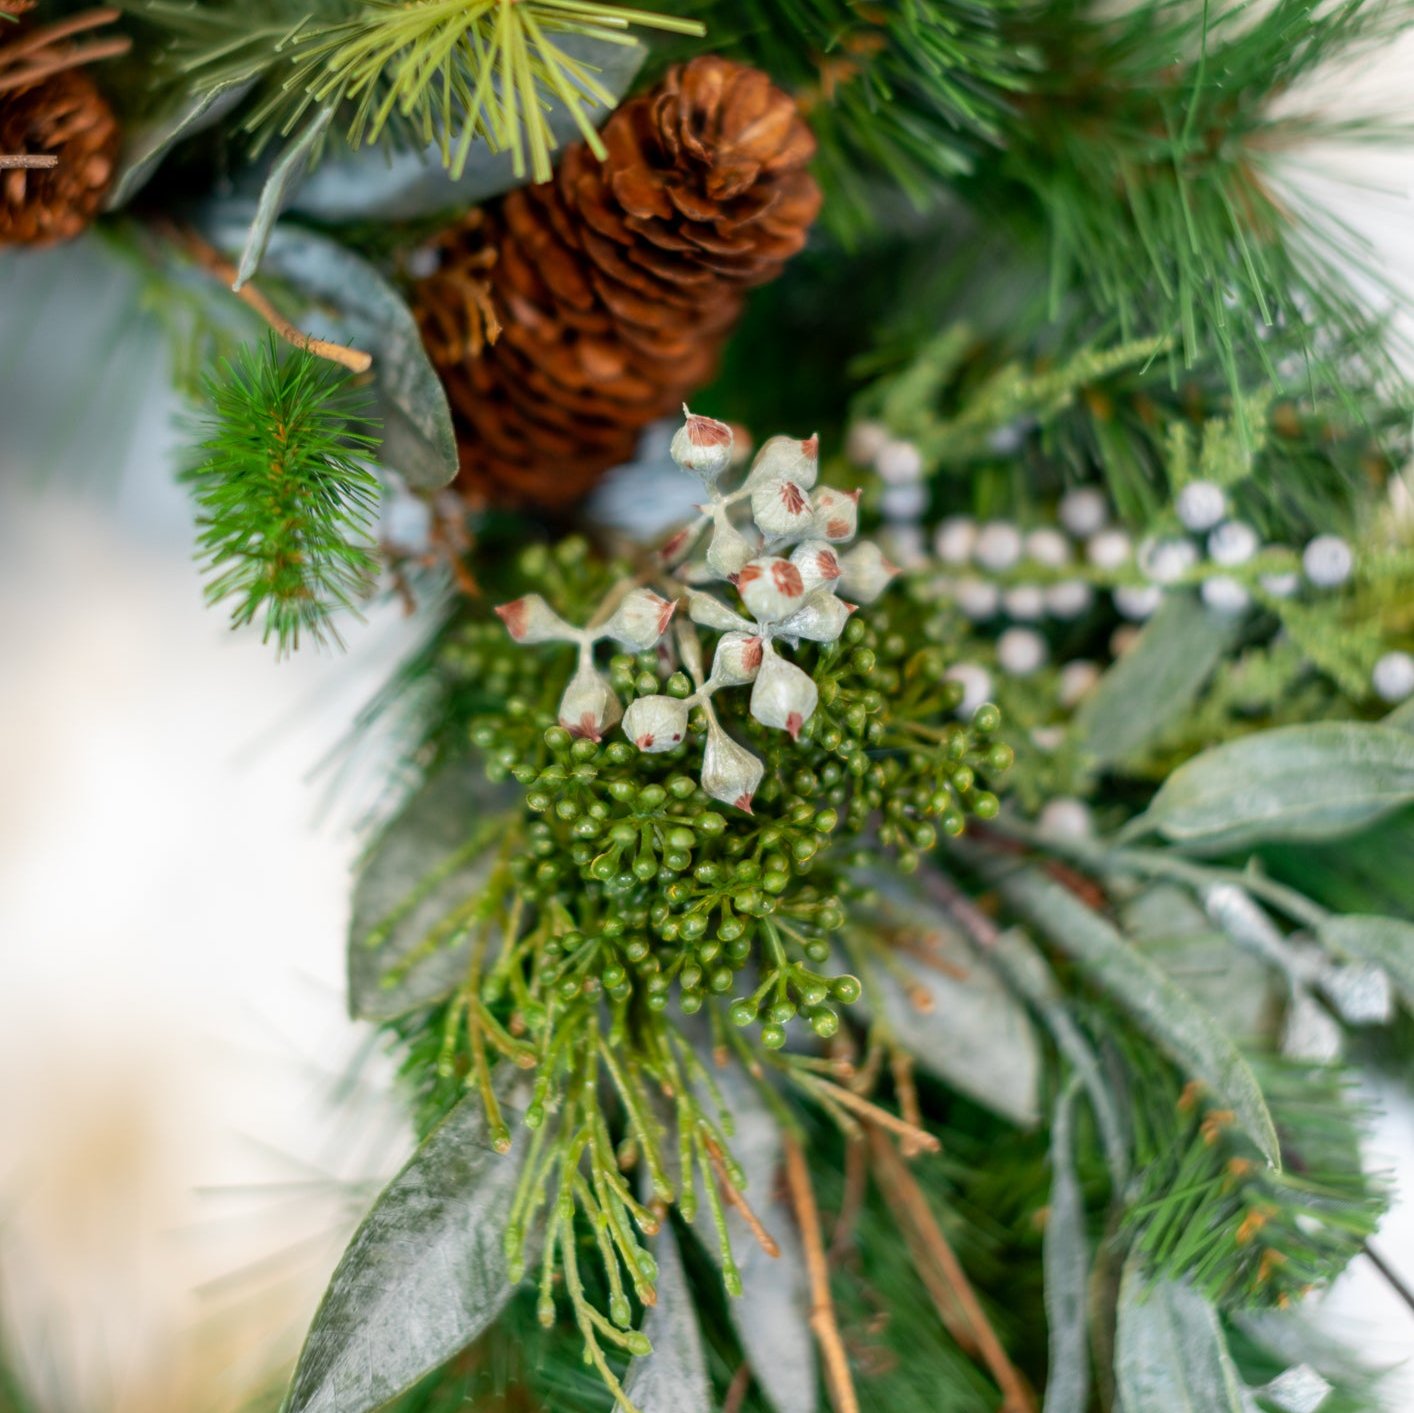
[[1074, 594, 1240, 765], [105, 79, 256, 211], [692, 1062, 816, 1413], [1316, 914, 1414, 1012], [289, 37, 646, 222], [1042, 1081, 1090, 1413], [283, 1077, 531, 1413], [205, 216, 459, 489], [1133, 723, 1414, 854], [1115, 1266, 1251, 1413], [996, 868, 1280, 1167], [623, 1220, 712, 1413], [348, 764, 519, 1022], [867, 882, 1041, 1126], [236, 108, 335, 290], [1385, 695, 1414, 732]]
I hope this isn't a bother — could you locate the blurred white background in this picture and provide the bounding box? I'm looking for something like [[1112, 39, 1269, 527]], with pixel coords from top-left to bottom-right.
[[4, 30, 1414, 1406]]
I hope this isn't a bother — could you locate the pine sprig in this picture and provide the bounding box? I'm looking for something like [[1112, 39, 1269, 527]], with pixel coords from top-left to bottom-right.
[[182, 339, 382, 656]]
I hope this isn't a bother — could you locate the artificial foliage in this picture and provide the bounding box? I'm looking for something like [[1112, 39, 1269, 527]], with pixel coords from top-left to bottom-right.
[[4, 1, 1414, 1412]]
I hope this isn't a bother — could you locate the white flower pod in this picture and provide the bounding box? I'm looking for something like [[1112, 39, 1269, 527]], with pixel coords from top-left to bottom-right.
[[874, 438, 924, 484], [882, 522, 928, 569], [881, 481, 927, 521], [710, 631, 766, 687], [934, 516, 977, 565], [737, 555, 809, 622], [1137, 535, 1198, 584], [1302, 534, 1353, 587], [944, 662, 992, 718], [746, 433, 820, 491], [750, 475, 816, 539], [1045, 580, 1093, 619], [789, 539, 844, 593], [1039, 797, 1094, 839], [494, 593, 574, 644], [997, 626, 1048, 675], [1113, 583, 1163, 620], [558, 664, 621, 742], [1259, 570, 1300, 598], [1086, 527, 1132, 570], [704, 505, 756, 579], [1177, 480, 1226, 532], [749, 645, 819, 740], [1002, 584, 1045, 620], [812, 486, 861, 542], [1208, 520, 1259, 567], [622, 694, 690, 752], [701, 720, 765, 813], [1373, 650, 1414, 703], [953, 577, 1000, 620], [838, 541, 899, 604], [1200, 574, 1251, 615], [669, 407, 734, 482], [686, 588, 753, 633], [603, 587, 675, 650], [974, 520, 1023, 572], [1058, 487, 1109, 536], [1024, 527, 1071, 568], [778, 588, 853, 644]]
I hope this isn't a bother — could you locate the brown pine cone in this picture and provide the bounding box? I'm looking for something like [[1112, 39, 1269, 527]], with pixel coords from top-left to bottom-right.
[[1, 18, 122, 248], [415, 56, 821, 511]]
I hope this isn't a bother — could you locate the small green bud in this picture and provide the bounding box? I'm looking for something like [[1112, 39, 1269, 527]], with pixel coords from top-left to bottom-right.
[[972, 703, 1001, 734], [637, 784, 667, 809], [972, 791, 1000, 819], [798, 980, 829, 1007], [767, 999, 796, 1025], [695, 812, 727, 836], [988, 743, 1015, 772], [761, 1022, 787, 1050], [680, 989, 703, 1014], [810, 1008, 840, 1039], [709, 966, 735, 993], [544, 725, 572, 752], [832, 974, 862, 1004], [624, 1332, 653, 1357], [729, 998, 757, 1027]]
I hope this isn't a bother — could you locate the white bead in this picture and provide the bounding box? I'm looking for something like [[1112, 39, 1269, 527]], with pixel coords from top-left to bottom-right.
[[1002, 584, 1046, 620], [1200, 575, 1251, 615], [1057, 659, 1101, 707], [1058, 487, 1109, 536], [1038, 797, 1094, 839], [874, 438, 925, 485], [997, 626, 1048, 675], [1176, 480, 1226, 532], [1259, 571, 1300, 598], [881, 481, 928, 521], [845, 420, 890, 468], [1302, 534, 1354, 588], [933, 516, 977, 565], [1024, 527, 1071, 568], [1086, 528, 1132, 570], [1045, 580, 1094, 619], [952, 578, 1000, 620], [973, 520, 1024, 572], [670, 408, 734, 482], [944, 662, 993, 717], [1373, 650, 1414, 703], [623, 694, 691, 751], [1207, 520, 1259, 567], [738, 555, 810, 622], [1114, 584, 1163, 619], [1137, 535, 1198, 584]]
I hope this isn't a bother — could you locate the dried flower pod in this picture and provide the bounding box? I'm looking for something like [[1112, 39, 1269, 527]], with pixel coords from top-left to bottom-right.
[[749, 644, 819, 740], [709, 631, 764, 687], [700, 718, 764, 813], [789, 539, 843, 593], [686, 588, 752, 634], [623, 693, 690, 751], [737, 556, 807, 622], [838, 542, 899, 604], [558, 664, 622, 741], [495, 594, 576, 644], [705, 505, 756, 579], [670, 408, 734, 483], [778, 588, 852, 644], [750, 475, 815, 540], [604, 588, 675, 651], [812, 486, 860, 543], [746, 434, 819, 491]]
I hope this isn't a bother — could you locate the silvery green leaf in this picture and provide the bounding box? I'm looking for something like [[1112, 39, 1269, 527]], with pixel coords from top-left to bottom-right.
[[1042, 1081, 1089, 1413], [1385, 695, 1414, 732], [214, 220, 459, 489], [1132, 723, 1414, 854], [1074, 594, 1240, 765], [236, 109, 335, 290], [1280, 989, 1342, 1063], [289, 37, 646, 221], [868, 884, 1040, 1126], [692, 1062, 815, 1413], [623, 1220, 712, 1413], [1249, 1365, 1332, 1413], [1115, 1266, 1251, 1413], [283, 1076, 531, 1413], [989, 927, 1129, 1184], [997, 868, 1280, 1167], [348, 764, 518, 1022], [105, 79, 255, 211], [1316, 915, 1414, 1012], [1315, 961, 1392, 1026]]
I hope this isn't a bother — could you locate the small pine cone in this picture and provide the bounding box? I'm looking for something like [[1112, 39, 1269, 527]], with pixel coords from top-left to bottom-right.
[[1, 51, 120, 248], [0, 2, 38, 14], [415, 56, 820, 510]]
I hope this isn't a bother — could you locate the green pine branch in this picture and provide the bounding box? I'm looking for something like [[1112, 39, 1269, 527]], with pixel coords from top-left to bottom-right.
[[182, 339, 382, 656]]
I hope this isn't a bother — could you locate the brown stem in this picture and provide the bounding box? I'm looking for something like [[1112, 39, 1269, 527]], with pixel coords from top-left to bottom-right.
[[867, 1129, 1036, 1413], [722, 1364, 752, 1413], [0, 36, 132, 92], [704, 1136, 779, 1259], [0, 154, 57, 169], [827, 1133, 869, 1262], [168, 223, 374, 375], [804, 1075, 940, 1154], [784, 1135, 859, 1413]]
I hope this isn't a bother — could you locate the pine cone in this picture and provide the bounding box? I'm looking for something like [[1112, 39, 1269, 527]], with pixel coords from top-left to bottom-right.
[[415, 56, 820, 510], [1, 19, 121, 248]]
